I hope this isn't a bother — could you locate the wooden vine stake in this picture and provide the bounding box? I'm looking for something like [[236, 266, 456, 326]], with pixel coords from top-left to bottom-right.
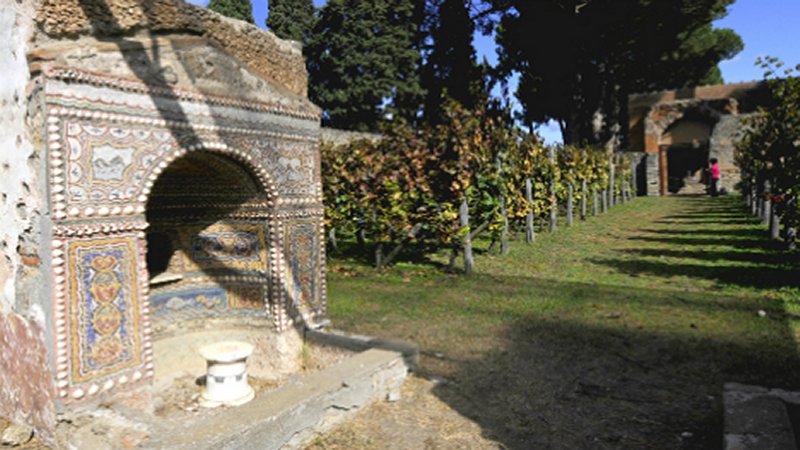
[[549, 146, 557, 233], [460, 197, 474, 275], [525, 178, 535, 243], [496, 154, 509, 255], [580, 178, 587, 220], [609, 156, 616, 207], [762, 180, 771, 226], [566, 182, 574, 226]]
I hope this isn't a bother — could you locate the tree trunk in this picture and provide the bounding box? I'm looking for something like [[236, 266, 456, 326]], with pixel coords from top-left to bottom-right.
[[592, 188, 599, 217], [631, 160, 638, 198], [525, 178, 535, 243], [566, 182, 574, 226], [602, 189, 608, 213], [460, 197, 474, 275]]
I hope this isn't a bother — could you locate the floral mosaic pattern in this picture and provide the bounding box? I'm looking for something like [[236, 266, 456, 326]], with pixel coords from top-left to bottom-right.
[[285, 221, 322, 315], [66, 236, 143, 384]]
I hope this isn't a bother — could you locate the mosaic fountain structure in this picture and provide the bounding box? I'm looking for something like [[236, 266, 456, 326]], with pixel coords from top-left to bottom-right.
[[0, 0, 340, 445]]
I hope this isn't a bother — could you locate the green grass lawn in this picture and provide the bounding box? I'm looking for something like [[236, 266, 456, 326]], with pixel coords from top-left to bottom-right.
[[322, 195, 800, 449]]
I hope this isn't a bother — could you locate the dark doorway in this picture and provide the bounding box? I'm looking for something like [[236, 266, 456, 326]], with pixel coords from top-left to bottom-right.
[[666, 143, 709, 194]]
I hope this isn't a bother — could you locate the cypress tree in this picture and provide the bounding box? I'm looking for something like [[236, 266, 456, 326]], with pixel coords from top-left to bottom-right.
[[307, 0, 423, 131], [267, 0, 316, 43], [423, 0, 482, 123], [208, 0, 255, 24]]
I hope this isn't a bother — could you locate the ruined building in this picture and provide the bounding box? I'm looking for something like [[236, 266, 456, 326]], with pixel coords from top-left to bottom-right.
[[628, 81, 770, 196], [1, 0, 327, 444]]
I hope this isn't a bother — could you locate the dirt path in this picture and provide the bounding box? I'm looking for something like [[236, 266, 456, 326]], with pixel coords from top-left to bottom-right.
[[311, 196, 800, 450]]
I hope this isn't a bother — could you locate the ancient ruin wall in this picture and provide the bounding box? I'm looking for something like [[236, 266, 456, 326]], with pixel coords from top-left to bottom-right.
[[35, 0, 309, 99], [710, 114, 751, 193], [0, 0, 58, 443]]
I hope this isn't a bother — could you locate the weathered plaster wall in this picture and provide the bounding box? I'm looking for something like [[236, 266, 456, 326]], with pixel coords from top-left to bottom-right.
[[0, 0, 58, 444]]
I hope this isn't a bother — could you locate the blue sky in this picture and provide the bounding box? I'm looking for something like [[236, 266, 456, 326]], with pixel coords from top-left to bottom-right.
[[189, 0, 799, 143]]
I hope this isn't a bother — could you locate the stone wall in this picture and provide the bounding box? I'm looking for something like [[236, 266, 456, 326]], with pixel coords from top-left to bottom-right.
[[320, 128, 382, 147], [629, 81, 769, 153], [645, 153, 660, 197], [710, 114, 750, 193]]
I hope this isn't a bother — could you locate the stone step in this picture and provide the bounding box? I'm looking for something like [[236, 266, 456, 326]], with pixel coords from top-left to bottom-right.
[[724, 382, 799, 450]]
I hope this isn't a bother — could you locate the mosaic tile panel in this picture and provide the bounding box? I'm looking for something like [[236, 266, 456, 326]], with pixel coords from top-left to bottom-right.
[[149, 282, 267, 319], [149, 286, 228, 315], [179, 221, 269, 274], [64, 121, 177, 206], [66, 236, 143, 385], [284, 221, 322, 316]]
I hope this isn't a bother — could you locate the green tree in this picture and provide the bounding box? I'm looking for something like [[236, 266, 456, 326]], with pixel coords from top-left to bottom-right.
[[307, 0, 424, 131], [422, 0, 483, 124], [266, 0, 316, 43], [490, 0, 743, 146], [207, 0, 255, 24]]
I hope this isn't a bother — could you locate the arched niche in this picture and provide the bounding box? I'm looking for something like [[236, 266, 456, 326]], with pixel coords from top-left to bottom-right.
[[143, 150, 285, 384]]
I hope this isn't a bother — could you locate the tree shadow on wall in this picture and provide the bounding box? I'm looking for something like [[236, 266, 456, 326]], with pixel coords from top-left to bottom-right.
[[424, 276, 800, 450]]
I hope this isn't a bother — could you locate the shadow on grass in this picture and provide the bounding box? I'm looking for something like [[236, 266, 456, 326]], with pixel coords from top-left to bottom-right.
[[327, 196, 800, 448], [590, 257, 800, 289], [617, 248, 799, 267], [593, 197, 799, 290], [409, 275, 800, 450], [637, 228, 774, 238]]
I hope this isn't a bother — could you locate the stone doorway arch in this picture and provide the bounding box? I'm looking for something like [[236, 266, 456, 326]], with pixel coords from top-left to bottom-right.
[[644, 99, 734, 195]]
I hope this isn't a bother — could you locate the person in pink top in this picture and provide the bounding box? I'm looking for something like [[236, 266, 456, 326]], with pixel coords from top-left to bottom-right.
[[709, 158, 721, 196]]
